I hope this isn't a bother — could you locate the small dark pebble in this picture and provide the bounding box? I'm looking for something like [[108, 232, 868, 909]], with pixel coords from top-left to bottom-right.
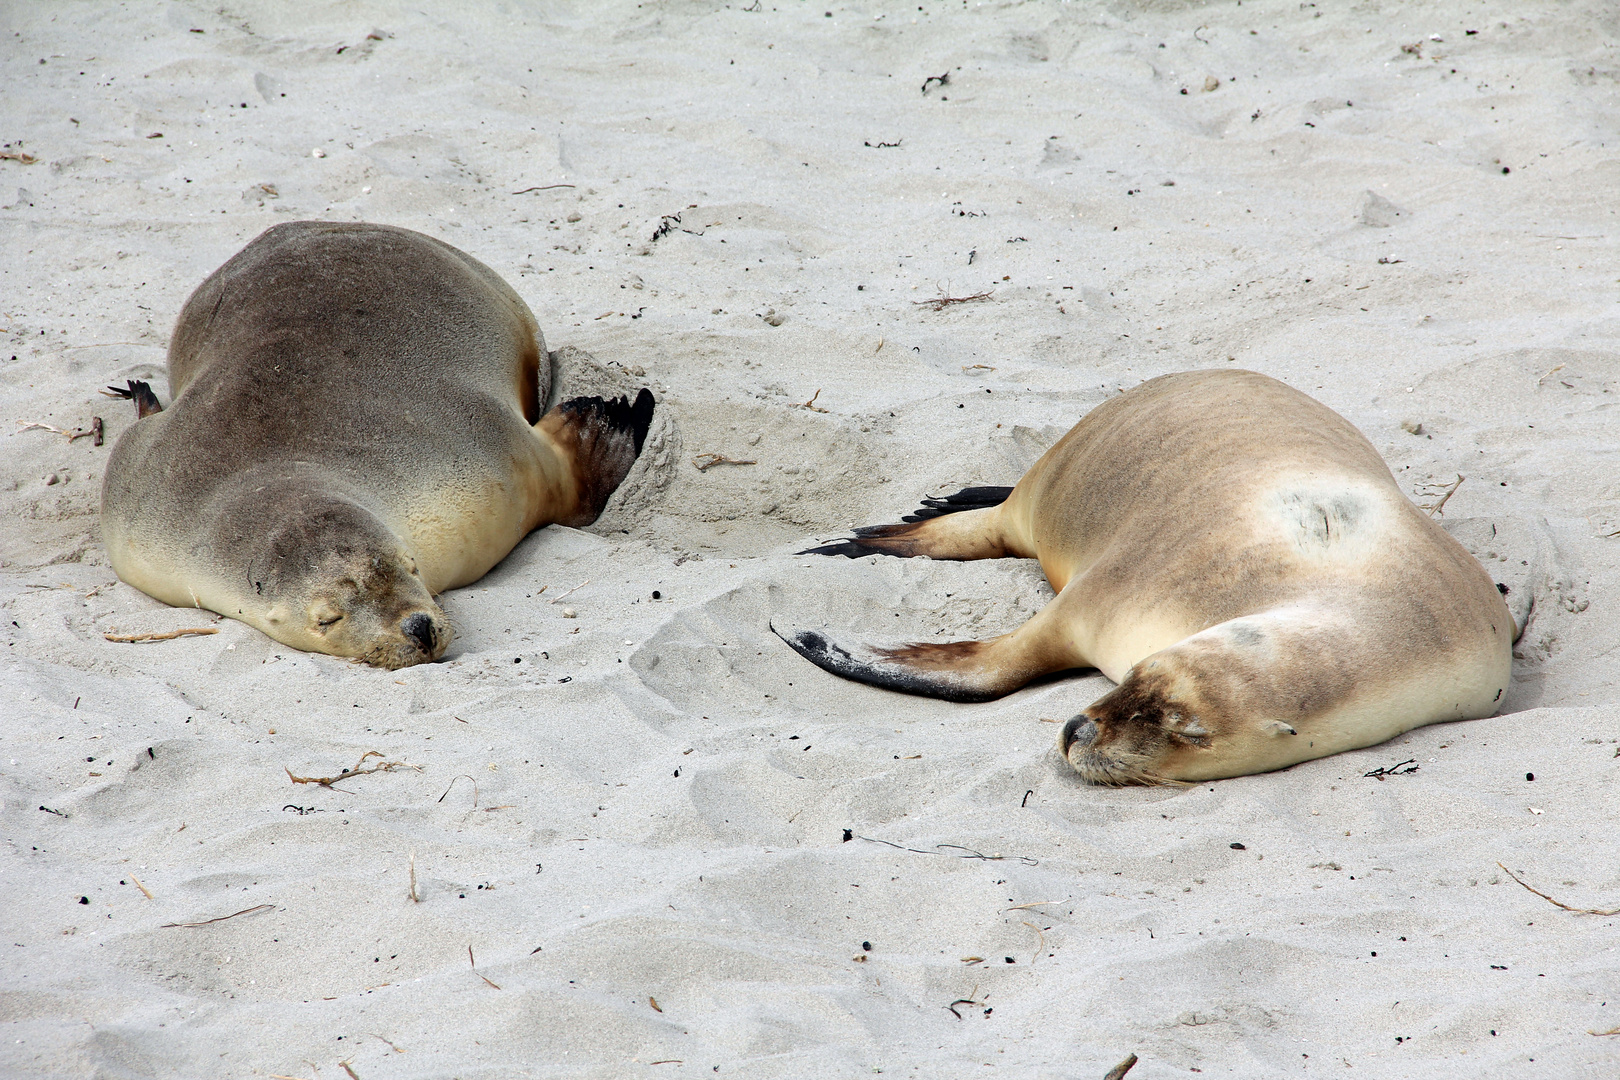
[[1526, 772, 1534, 781], [1501, 166, 1510, 174], [1230, 842, 1247, 850], [1004, 956, 1016, 963], [652, 590, 661, 599], [842, 828, 853, 842], [78, 896, 89, 905], [862, 941, 872, 951], [513, 657, 521, 664]]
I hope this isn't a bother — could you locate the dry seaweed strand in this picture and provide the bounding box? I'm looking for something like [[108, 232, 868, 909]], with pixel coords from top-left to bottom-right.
[[286, 750, 422, 790], [691, 453, 756, 471], [128, 872, 153, 900], [914, 289, 994, 312], [1103, 1054, 1140, 1080], [511, 183, 576, 194], [468, 945, 501, 989], [370, 1033, 404, 1053], [340, 1061, 360, 1080], [436, 774, 479, 807], [161, 903, 274, 928], [1416, 474, 1464, 517], [859, 834, 1038, 866], [798, 388, 829, 412], [1022, 921, 1049, 965], [104, 627, 219, 643], [1590, 1025, 1620, 1036], [1497, 862, 1620, 916], [408, 851, 419, 903], [269, 1075, 313, 1080]]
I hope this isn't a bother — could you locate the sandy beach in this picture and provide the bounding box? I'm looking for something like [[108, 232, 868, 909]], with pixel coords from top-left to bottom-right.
[[3, 2, 1619, 1076]]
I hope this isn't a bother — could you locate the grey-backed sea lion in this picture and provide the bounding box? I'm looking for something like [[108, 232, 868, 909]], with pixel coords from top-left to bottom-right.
[[102, 221, 654, 668], [779, 369, 1512, 783]]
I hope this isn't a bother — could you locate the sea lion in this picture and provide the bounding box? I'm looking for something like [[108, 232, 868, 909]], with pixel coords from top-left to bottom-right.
[[102, 220, 654, 668], [779, 369, 1512, 783]]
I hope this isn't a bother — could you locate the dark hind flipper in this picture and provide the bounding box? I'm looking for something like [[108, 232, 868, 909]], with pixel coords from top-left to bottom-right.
[[539, 388, 656, 526], [104, 379, 163, 419], [901, 485, 1014, 521], [773, 598, 1080, 703], [775, 626, 1007, 702], [798, 485, 1015, 561]]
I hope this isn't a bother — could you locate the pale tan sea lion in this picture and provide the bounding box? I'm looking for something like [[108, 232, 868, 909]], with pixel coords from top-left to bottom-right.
[[102, 221, 654, 668], [780, 369, 1512, 783]]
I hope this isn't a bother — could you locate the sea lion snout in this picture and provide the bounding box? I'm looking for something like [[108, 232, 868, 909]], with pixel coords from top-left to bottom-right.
[[1059, 716, 1097, 756], [401, 612, 438, 657]]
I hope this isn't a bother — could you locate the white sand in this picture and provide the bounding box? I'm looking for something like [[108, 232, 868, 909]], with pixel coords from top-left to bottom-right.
[[3, 2, 1619, 1076]]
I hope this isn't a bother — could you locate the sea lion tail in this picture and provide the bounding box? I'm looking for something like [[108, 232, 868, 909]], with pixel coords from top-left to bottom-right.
[[540, 388, 656, 526], [800, 486, 1015, 560]]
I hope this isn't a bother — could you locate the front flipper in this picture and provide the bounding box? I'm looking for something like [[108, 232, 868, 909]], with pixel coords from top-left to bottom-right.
[[537, 388, 656, 527]]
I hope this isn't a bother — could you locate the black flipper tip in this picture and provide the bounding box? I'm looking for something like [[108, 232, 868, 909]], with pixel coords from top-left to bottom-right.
[[773, 625, 995, 702], [796, 538, 893, 558]]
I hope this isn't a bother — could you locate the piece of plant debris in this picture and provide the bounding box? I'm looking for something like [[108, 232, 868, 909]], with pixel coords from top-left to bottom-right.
[[285, 750, 421, 789]]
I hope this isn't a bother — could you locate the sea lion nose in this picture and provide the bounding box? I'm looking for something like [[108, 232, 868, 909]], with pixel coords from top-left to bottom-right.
[[1060, 716, 1097, 756], [401, 612, 437, 655]]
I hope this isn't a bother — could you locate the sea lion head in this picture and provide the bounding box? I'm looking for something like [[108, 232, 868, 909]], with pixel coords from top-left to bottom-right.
[[228, 489, 451, 669], [1058, 648, 1232, 786]]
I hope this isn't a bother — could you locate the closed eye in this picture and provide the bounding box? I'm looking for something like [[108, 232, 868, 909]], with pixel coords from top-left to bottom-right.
[[317, 614, 344, 628]]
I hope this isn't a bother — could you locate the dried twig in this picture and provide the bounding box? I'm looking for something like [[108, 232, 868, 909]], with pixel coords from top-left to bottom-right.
[[1364, 759, 1419, 780], [285, 750, 421, 789], [1103, 1054, 1140, 1080], [103, 627, 218, 643], [914, 289, 993, 312], [1497, 862, 1620, 916], [340, 1062, 360, 1080], [691, 453, 756, 471], [1536, 363, 1566, 386], [18, 420, 100, 441], [1590, 1025, 1620, 1036], [511, 183, 575, 194], [799, 388, 829, 413], [549, 579, 590, 603], [0, 149, 38, 164], [128, 872, 153, 900], [162, 903, 274, 928], [469, 945, 501, 989], [1005, 900, 1064, 911]]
